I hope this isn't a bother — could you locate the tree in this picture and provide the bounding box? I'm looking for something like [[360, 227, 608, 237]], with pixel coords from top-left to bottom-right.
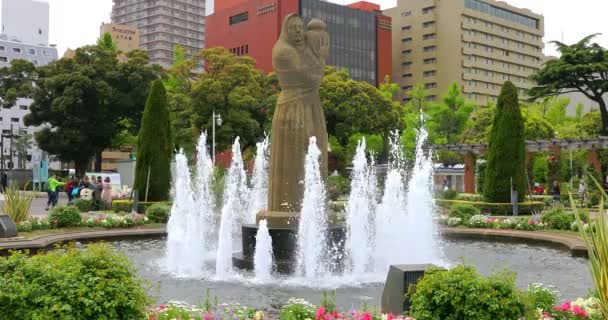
[[190, 47, 266, 152], [483, 81, 527, 203], [134, 80, 172, 201], [15, 134, 32, 169], [0, 42, 159, 175], [530, 34, 608, 134]]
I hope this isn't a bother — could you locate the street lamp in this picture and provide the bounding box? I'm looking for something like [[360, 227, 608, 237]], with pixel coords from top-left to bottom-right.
[[212, 111, 223, 165]]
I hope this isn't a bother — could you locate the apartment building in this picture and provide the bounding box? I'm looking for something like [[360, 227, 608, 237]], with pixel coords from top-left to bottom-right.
[[111, 0, 205, 68], [384, 0, 544, 105]]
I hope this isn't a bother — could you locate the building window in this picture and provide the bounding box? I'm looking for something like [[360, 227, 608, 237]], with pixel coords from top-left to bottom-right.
[[424, 45, 436, 52], [401, 25, 412, 30], [403, 86, 413, 90], [0, 46, 4, 51], [424, 58, 436, 64], [10, 118, 19, 123], [422, 6, 435, 14], [229, 12, 248, 25], [425, 95, 437, 101], [402, 61, 412, 66], [402, 73, 413, 78], [422, 21, 435, 28], [423, 70, 436, 77], [464, 0, 539, 29], [2, 130, 9, 134], [19, 105, 27, 110], [425, 83, 437, 89], [12, 47, 21, 53], [28, 49, 35, 55], [0, 57, 7, 62], [402, 10, 412, 17], [402, 49, 412, 54], [423, 33, 436, 40], [402, 37, 412, 42]]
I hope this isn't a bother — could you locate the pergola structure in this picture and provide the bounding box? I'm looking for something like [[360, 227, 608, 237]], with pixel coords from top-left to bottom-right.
[[434, 137, 608, 193]]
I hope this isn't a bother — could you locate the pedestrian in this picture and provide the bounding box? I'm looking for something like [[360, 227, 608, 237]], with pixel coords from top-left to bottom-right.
[[101, 176, 113, 208], [578, 180, 587, 204], [46, 175, 65, 210], [1, 172, 7, 193], [65, 177, 76, 205], [93, 176, 104, 209], [443, 179, 449, 191], [552, 180, 561, 207]]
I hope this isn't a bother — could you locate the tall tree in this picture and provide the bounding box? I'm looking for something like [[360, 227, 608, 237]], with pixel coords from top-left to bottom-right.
[[134, 80, 172, 201], [483, 81, 527, 203], [530, 34, 608, 134], [0, 43, 159, 174], [425, 82, 476, 144]]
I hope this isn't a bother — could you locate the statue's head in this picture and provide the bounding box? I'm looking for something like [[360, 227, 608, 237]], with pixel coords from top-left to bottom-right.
[[282, 14, 304, 47]]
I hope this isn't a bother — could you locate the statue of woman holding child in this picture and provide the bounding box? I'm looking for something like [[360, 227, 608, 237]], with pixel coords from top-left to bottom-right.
[[262, 14, 330, 224]]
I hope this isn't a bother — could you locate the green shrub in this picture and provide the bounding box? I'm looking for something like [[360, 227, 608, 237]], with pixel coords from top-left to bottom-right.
[[49, 206, 82, 228], [541, 209, 576, 230], [146, 203, 171, 223], [448, 204, 480, 220], [1, 183, 35, 223], [279, 299, 316, 320], [435, 199, 544, 215], [409, 265, 526, 320], [112, 199, 134, 212], [0, 244, 148, 319], [74, 199, 92, 212], [523, 283, 557, 313], [327, 175, 350, 201], [455, 193, 484, 202], [440, 189, 458, 200]]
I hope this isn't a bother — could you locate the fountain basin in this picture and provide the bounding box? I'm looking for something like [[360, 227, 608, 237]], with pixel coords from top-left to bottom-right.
[[234, 224, 345, 273]]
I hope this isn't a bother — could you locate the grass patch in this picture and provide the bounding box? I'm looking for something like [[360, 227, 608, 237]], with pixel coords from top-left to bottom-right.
[[16, 223, 166, 240]]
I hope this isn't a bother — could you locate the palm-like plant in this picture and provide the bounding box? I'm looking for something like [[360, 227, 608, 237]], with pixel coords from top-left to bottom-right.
[[571, 175, 608, 318], [1, 183, 35, 223]]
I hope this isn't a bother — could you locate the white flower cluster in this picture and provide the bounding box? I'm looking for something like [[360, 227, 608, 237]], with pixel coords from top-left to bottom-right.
[[447, 217, 462, 226]]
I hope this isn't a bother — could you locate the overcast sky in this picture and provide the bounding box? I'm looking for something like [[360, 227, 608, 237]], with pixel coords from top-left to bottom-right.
[[46, 0, 607, 57]]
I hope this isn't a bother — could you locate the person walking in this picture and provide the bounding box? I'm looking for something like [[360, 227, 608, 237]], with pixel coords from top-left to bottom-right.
[[101, 177, 113, 209], [65, 177, 76, 205], [46, 175, 65, 210], [93, 176, 104, 209], [552, 180, 561, 208]]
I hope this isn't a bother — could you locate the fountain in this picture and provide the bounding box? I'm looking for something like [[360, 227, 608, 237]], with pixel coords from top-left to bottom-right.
[[247, 136, 270, 224], [254, 219, 273, 281]]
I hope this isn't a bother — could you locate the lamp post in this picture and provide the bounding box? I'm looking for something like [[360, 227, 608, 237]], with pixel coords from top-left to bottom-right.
[[212, 111, 223, 165]]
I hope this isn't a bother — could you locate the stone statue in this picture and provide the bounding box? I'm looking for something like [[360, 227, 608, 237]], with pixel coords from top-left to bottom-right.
[[260, 14, 329, 226]]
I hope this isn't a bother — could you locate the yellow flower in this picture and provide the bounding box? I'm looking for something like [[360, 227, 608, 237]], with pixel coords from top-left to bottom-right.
[[254, 310, 264, 320]]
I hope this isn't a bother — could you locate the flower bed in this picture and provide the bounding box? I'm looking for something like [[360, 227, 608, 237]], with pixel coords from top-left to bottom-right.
[[439, 213, 596, 233], [435, 199, 545, 215], [16, 213, 152, 232]]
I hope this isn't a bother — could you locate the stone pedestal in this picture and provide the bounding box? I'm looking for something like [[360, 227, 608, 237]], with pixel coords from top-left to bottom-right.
[[232, 223, 345, 273], [381, 264, 442, 315]]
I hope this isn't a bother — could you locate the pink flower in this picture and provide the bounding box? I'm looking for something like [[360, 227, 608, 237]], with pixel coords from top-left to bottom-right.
[[316, 307, 326, 320], [528, 219, 533, 225], [572, 305, 587, 317], [158, 305, 167, 310], [387, 315, 395, 320], [560, 301, 572, 312], [361, 312, 372, 320]]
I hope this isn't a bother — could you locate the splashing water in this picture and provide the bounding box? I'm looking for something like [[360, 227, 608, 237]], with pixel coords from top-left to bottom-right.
[[344, 139, 376, 275], [247, 136, 270, 224], [166, 150, 205, 277], [216, 137, 250, 279], [195, 131, 217, 258], [403, 121, 442, 265], [296, 137, 329, 278], [254, 219, 273, 281]]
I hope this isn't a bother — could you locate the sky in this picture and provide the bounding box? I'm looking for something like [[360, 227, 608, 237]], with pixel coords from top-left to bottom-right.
[[44, 0, 608, 57]]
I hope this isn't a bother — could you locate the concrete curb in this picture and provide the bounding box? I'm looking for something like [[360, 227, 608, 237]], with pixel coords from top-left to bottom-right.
[[0, 227, 587, 257], [0, 227, 167, 252], [442, 227, 588, 257]]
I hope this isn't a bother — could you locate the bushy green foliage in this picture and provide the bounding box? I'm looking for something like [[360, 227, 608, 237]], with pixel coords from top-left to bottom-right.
[[523, 283, 558, 313], [533, 156, 549, 184], [49, 206, 81, 227], [146, 203, 171, 223], [134, 80, 172, 201], [409, 265, 526, 320], [455, 193, 484, 201], [1, 183, 35, 223], [327, 175, 350, 201], [0, 244, 148, 320], [435, 199, 544, 215], [439, 189, 458, 200], [484, 82, 527, 203], [279, 299, 316, 320], [74, 199, 92, 212], [541, 209, 576, 230], [112, 199, 133, 212], [448, 204, 480, 220]]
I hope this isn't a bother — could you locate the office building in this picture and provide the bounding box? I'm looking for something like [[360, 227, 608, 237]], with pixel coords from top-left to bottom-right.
[[206, 0, 392, 86], [100, 23, 140, 61], [111, 0, 206, 68], [1, 0, 49, 46], [384, 0, 544, 104]]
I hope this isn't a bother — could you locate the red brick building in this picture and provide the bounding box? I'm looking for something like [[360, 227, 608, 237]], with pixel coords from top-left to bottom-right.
[[206, 0, 391, 87]]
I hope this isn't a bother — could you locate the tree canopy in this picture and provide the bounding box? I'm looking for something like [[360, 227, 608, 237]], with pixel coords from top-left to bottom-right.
[[530, 34, 608, 134]]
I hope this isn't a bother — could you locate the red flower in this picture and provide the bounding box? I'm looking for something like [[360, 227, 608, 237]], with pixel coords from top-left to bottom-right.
[[387, 314, 395, 320], [158, 305, 167, 310], [572, 305, 587, 317], [528, 219, 533, 225], [316, 307, 326, 320], [362, 312, 372, 320], [560, 301, 571, 312], [331, 311, 339, 318]]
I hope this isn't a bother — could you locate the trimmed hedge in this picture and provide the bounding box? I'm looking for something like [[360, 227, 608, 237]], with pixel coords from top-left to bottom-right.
[[112, 200, 172, 214], [436, 199, 544, 215]]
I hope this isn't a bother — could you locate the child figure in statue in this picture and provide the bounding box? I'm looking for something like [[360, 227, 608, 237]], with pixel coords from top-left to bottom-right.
[[306, 19, 329, 67]]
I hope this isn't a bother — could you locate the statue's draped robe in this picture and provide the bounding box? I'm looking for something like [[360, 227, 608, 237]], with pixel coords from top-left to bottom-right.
[[267, 15, 329, 213]]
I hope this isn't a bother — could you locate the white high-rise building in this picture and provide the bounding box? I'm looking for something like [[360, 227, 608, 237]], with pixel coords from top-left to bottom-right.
[[0, 0, 59, 170], [1, 0, 50, 45]]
